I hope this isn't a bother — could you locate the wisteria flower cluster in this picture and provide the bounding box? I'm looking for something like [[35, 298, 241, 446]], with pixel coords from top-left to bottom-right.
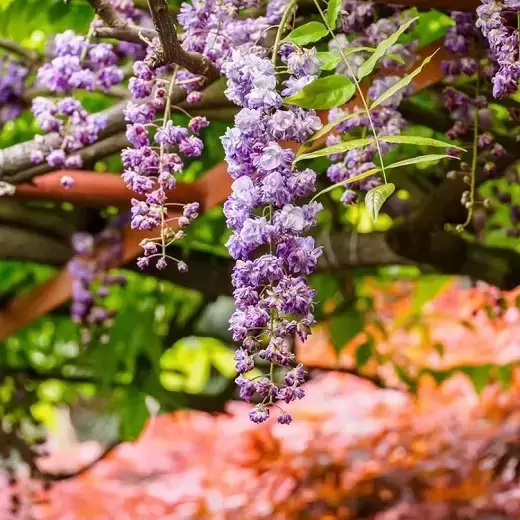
[[125, 0, 292, 265], [122, 43, 207, 270], [0, 56, 28, 129], [67, 219, 127, 345], [221, 43, 324, 424], [176, 0, 290, 101], [476, 0, 520, 98], [31, 96, 106, 181], [30, 26, 127, 188]]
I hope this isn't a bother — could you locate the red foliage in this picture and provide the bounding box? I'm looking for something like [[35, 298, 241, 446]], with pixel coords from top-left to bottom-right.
[[4, 282, 519, 519]]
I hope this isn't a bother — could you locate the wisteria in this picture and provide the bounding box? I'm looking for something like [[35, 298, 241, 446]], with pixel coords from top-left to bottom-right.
[[221, 38, 324, 423], [67, 218, 127, 345], [476, 0, 520, 98], [30, 26, 125, 186], [123, 45, 204, 270], [0, 56, 27, 129]]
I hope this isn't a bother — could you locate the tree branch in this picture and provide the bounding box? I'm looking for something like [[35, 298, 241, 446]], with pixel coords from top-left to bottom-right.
[[145, 0, 219, 80], [87, 0, 219, 80], [0, 37, 40, 64]]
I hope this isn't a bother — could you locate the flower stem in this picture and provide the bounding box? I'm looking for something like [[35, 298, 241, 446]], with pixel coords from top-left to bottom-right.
[[271, 0, 297, 65], [312, 0, 388, 183], [159, 66, 179, 259]]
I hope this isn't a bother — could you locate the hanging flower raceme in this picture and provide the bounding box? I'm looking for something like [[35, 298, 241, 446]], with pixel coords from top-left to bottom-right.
[[476, 0, 520, 98], [221, 44, 324, 424], [125, 0, 285, 267], [122, 40, 206, 271], [0, 55, 28, 129], [30, 27, 126, 188], [67, 217, 127, 345]]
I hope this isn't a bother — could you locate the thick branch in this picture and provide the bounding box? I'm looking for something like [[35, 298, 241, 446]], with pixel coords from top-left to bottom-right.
[[87, 0, 218, 80], [145, 0, 219, 80], [1, 78, 227, 183]]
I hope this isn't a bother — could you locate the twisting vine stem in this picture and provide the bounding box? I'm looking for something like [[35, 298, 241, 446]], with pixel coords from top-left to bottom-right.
[[312, 0, 388, 183]]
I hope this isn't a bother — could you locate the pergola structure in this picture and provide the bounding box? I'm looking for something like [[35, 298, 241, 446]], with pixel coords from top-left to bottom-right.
[[0, 0, 518, 345]]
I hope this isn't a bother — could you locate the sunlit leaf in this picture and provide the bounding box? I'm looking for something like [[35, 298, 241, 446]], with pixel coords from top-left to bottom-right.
[[285, 21, 328, 46], [411, 276, 451, 314], [370, 50, 440, 109], [330, 307, 364, 352], [365, 183, 395, 221], [355, 339, 373, 368], [379, 135, 465, 150], [120, 389, 149, 441], [317, 50, 342, 70], [357, 17, 418, 81], [296, 137, 373, 163], [326, 0, 342, 30], [285, 74, 355, 110]]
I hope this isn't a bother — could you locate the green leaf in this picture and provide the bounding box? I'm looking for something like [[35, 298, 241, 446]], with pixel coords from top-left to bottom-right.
[[462, 365, 490, 394], [311, 167, 380, 202], [120, 389, 149, 441], [310, 154, 456, 201], [496, 365, 513, 389], [317, 51, 342, 70], [380, 135, 465, 150], [285, 21, 328, 46], [357, 17, 418, 81], [326, 0, 342, 30], [386, 53, 406, 65], [303, 108, 366, 146], [394, 364, 417, 391], [365, 183, 395, 221], [355, 339, 373, 368], [330, 307, 364, 352], [383, 153, 459, 169], [296, 137, 373, 163], [411, 276, 451, 314], [370, 50, 439, 109], [317, 47, 375, 71], [433, 343, 445, 357], [285, 74, 355, 110], [211, 344, 236, 379]]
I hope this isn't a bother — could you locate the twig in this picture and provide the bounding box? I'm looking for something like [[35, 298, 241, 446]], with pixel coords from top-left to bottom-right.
[[0, 37, 40, 64], [40, 440, 121, 482]]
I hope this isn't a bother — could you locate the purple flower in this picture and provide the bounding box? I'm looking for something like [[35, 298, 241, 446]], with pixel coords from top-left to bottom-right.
[[254, 142, 294, 171], [188, 116, 209, 134], [47, 149, 66, 168], [249, 406, 269, 424], [124, 102, 156, 124], [235, 348, 255, 373], [126, 123, 150, 148], [235, 375, 257, 402], [30, 150, 44, 164], [277, 412, 292, 425], [186, 91, 202, 104], [60, 175, 74, 189], [179, 136, 203, 157], [155, 121, 189, 146]]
